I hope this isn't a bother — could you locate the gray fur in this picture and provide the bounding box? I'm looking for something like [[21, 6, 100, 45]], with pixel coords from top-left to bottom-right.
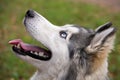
[[9, 10, 116, 80]]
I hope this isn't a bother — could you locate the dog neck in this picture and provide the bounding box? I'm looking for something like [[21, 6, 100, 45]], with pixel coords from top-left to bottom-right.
[[30, 69, 68, 80], [30, 60, 108, 80], [30, 71, 54, 80]]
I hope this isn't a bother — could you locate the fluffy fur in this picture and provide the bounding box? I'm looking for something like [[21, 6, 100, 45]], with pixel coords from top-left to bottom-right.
[[9, 10, 116, 80]]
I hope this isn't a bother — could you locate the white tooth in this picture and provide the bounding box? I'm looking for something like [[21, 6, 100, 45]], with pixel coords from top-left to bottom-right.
[[30, 51, 33, 53], [17, 44, 20, 48], [39, 52, 44, 56], [34, 52, 38, 55]]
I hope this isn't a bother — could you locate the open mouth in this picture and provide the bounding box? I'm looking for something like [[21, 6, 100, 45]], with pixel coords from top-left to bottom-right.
[[9, 39, 52, 61]]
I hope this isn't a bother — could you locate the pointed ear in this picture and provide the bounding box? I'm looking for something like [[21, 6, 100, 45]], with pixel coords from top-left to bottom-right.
[[86, 22, 116, 54]]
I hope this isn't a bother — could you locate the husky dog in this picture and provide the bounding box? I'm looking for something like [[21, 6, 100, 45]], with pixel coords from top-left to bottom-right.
[[9, 10, 116, 80]]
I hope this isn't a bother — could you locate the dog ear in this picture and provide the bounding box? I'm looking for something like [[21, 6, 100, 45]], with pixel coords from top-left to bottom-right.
[[86, 22, 116, 54]]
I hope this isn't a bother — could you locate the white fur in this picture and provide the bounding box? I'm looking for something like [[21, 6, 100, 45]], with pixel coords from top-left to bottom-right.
[[23, 10, 79, 80], [15, 10, 115, 80]]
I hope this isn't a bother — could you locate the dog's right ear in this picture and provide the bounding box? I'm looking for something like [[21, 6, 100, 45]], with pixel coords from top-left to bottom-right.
[[86, 22, 116, 54]]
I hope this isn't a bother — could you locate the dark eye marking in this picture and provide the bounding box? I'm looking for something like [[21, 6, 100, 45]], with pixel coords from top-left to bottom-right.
[[59, 31, 68, 39]]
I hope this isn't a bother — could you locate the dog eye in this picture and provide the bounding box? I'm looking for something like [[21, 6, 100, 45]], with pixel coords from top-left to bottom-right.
[[60, 31, 68, 39]]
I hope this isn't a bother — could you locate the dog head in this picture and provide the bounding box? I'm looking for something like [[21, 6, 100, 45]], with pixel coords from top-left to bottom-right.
[[9, 10, 116, 78]]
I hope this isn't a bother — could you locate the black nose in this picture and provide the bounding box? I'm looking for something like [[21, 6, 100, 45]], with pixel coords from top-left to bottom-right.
[[25, 9, 34, 18]]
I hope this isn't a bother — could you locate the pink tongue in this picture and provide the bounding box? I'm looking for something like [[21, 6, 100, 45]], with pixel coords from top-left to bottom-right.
[[9, 39, 46, 52], [9, 39, 22, 45]]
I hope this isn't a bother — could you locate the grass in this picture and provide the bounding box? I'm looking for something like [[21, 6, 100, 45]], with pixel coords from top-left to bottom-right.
[[0, 0, 120, 80]]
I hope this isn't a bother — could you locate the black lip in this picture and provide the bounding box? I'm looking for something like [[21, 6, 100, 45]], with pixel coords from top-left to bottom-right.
[[12, 46, 52, 61]]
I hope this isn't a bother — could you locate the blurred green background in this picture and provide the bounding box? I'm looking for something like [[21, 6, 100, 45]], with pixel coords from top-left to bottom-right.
[[0, 0, 120, 80]]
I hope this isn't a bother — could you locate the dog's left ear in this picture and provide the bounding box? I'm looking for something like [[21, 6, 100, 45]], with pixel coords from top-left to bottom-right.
[[86, 22, 116, 54]]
